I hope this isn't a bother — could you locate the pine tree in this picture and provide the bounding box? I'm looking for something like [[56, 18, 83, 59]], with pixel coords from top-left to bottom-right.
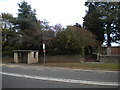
[[16, 1, 42, 50], [1, 13, 18, 56], [17, 1, 37, 31], [83, 2, 104, 44], [83, 2, 120, 46]]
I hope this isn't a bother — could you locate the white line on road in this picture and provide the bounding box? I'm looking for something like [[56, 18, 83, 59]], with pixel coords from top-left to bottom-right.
[[0, 72, 119, 86]]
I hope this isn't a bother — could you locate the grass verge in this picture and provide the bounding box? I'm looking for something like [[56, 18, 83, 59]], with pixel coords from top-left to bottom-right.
[[2, 58, 119, 71], [37, 62, 119, 71]]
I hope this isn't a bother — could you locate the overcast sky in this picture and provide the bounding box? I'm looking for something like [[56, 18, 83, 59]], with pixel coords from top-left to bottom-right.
[[0, 0, 87, 27]]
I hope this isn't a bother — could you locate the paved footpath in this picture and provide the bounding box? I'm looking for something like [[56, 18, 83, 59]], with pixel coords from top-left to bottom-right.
[[0, 63, 119, 88]]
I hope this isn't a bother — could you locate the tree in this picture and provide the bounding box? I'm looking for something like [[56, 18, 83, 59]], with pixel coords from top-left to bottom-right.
[[72, 26, 97, 61], [40, 20, 57, 55], [83, 2, 104, 44], [40, 19, 51, 31], [55, 25, 97, 61], [114, 2, 120, 43], [17, 1, 37, 31], [1, 13, 18, 56], [97, 2, 120, 46], [83, 2, 120, 46], [53, 24, 63, 32], [16, 1, 42, 50]]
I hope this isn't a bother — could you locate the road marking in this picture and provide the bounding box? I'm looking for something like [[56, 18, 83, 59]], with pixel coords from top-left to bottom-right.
[[6, 65, 16, 68], [1, 64, 20, 67], [0, 72, 119, 86], [36, 68, 44, 70]]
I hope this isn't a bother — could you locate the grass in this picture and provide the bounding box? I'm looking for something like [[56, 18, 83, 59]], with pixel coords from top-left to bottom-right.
[[37, 62, 119, 71], [2, 57, 14, 63], [2, 57, 119, 71]]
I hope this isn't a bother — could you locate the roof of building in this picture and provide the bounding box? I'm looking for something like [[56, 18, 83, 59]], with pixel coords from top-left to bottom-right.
[[13, 50, 38, 52]]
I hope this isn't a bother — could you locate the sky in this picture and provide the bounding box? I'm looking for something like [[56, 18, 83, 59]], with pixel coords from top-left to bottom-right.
[[0, 0, 88, 27]]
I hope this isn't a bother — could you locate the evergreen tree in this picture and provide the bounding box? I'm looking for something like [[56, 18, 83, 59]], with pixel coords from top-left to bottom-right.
[[83, 2, 120, 46], [1, 13, 18, 56], [16, 1, 42, 50], [83, 2, 104, 44], [17, 1, 37, 31], [97, 2, 119, 46]]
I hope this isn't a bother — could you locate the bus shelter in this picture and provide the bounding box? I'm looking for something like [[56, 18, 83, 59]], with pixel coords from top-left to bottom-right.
[[13, 50, 38, 64]]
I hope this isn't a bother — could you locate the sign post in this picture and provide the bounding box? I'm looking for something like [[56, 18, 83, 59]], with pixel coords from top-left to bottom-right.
[[43, 43, 46, 64]]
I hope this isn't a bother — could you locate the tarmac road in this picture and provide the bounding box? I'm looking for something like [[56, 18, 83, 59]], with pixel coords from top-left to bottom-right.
[[1, 63, 119, 88]]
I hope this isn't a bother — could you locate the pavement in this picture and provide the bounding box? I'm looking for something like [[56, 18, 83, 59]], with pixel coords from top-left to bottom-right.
[[0, 63, 119, 88]]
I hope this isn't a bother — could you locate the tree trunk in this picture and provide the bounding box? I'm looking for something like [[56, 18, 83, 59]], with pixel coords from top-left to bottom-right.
[[80, 47, 85, 62], [107, 23, 111, 46]]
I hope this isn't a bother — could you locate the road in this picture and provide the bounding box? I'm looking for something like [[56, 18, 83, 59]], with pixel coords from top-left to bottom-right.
[[1, 63, 119, 88]]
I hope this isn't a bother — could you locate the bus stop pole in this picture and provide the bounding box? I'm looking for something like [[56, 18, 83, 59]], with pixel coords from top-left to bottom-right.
[[43, 43, 46, 64], [43, 50, 45, 64]]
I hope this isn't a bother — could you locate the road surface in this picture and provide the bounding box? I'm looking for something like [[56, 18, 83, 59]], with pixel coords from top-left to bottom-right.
[[1, 63, 119, 88]]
